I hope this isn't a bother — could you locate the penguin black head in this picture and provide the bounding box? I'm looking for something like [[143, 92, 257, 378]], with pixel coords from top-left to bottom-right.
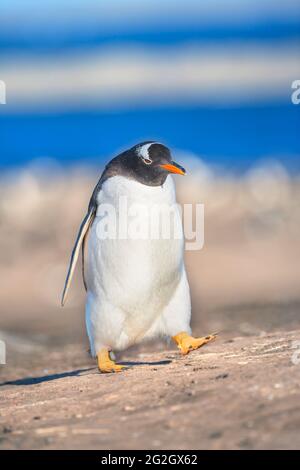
[[109, 142, 186, 187]]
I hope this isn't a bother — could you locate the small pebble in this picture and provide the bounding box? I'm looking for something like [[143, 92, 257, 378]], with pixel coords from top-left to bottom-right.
[[215, 373, 229, 380], [3, 426, 12, 434], [124, 405, 135, 411], [209, 431, 223, 439]]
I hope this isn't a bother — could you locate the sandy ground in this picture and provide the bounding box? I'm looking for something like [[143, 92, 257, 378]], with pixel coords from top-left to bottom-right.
[[1, 327, 300, 450]]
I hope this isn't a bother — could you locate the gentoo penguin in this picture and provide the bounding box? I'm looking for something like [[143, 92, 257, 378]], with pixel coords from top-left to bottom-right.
[[62, 142, 216, 373]]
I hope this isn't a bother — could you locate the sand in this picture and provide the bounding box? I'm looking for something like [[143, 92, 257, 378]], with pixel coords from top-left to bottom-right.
[[1, 328, 300, 450]]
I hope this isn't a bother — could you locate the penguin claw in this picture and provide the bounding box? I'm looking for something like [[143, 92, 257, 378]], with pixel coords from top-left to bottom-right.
[[97, 348, 127, 374], [99, 363, 127, 374], [172, 332, 218, 356]]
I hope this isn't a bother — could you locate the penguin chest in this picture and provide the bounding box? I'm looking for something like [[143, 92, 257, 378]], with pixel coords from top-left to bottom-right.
[[86, 175, 184, 315]]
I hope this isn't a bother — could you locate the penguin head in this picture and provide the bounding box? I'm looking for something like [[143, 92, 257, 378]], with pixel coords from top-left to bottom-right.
[[117, 142, 186, 186]]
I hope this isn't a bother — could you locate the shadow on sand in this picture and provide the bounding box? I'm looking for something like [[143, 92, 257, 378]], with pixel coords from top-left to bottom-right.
[[119, 359, 172, 367], [0, 359, 172, 386], [0, 367, 95, 387]]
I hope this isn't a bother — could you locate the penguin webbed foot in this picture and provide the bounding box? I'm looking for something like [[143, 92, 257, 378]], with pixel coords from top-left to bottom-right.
[[172, 331, 217, 355], [97, 348, 127, 373]]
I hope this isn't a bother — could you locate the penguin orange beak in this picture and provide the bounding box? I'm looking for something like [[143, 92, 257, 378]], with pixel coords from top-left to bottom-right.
[[159, 161, 186, 175]]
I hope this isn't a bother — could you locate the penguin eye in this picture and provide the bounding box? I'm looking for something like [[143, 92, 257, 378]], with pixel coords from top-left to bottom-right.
[[141, 157, 152, 165]]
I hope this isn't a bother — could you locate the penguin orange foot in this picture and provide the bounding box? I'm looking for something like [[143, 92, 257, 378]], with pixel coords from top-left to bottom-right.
[[97, 348, 126, 373], [173, 331, 217, 355]]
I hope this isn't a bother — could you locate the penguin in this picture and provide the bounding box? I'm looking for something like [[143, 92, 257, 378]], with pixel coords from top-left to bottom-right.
[[61, 142, 216, 373]]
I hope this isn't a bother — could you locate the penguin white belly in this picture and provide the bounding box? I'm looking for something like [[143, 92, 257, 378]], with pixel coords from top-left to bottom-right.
[[85, 175, 191, 355]]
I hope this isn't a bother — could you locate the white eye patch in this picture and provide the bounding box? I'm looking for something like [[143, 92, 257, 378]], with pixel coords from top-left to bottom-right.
[[136, 142, 158, 165]]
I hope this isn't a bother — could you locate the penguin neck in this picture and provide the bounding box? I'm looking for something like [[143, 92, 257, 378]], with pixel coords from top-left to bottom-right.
[[126, 168, 168, 187], [97, 174, 177, 207]]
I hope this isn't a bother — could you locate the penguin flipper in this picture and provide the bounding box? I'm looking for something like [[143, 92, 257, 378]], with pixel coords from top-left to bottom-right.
[[81, 228, 88, 291], [61, 209, 95, 306]]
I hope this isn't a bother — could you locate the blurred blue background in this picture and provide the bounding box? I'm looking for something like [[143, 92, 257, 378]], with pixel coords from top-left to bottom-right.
[[0, 0, 299, 170]]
